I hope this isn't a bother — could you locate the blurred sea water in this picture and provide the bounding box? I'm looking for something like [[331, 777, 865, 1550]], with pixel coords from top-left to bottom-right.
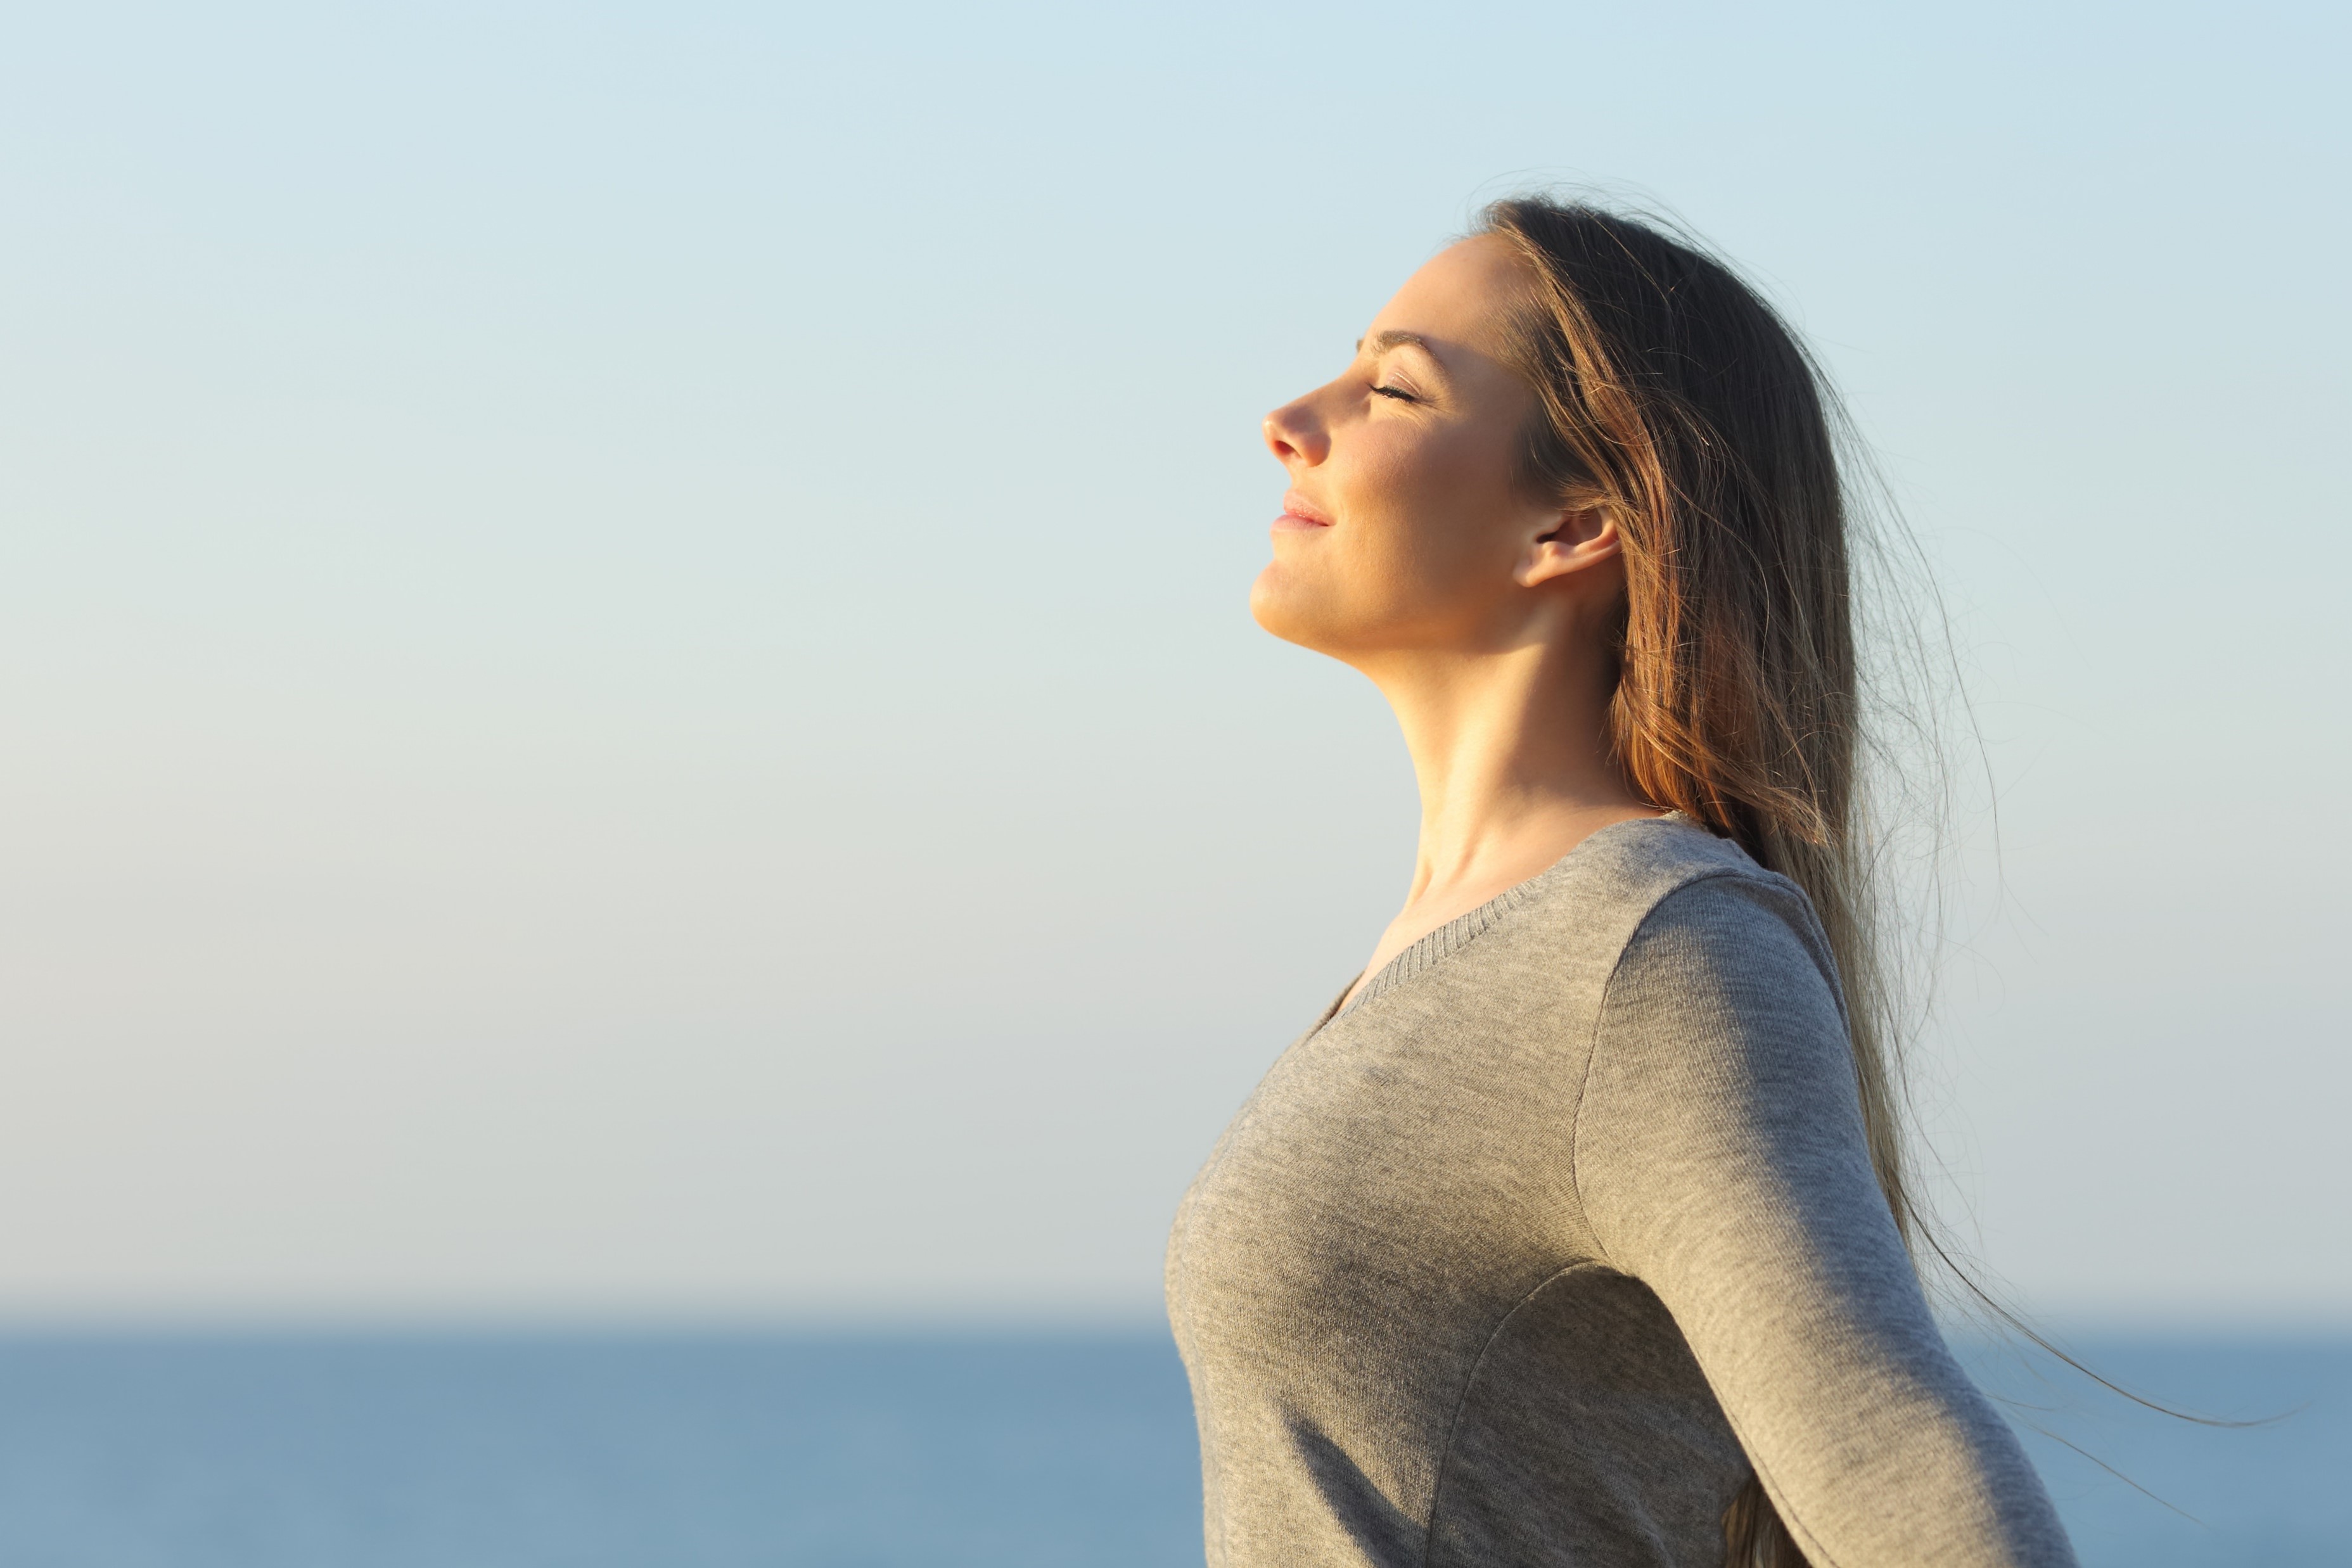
[[0, 1332, 2337, 1567], [1963, 1335, 2352, 1567]]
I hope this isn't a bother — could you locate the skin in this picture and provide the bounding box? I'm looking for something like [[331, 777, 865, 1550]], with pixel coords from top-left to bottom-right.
[[1253, 234, 1661, 1007]]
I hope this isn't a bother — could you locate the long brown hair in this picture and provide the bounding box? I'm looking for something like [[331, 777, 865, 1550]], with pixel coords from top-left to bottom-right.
[[1478, 194, 1922, 1568]]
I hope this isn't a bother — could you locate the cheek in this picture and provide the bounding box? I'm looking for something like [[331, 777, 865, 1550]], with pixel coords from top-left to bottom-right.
[[1253, 422, 1528, 653], [1347, 429, 1521, 597]]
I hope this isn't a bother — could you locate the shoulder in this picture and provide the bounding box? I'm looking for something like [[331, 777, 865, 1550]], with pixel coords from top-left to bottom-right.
[[1539, 814, 1839, 1003], [1481, 814, 1849, 1073], [1570, 826, 1874, 1240], [1538, 816, 1853, 1088]]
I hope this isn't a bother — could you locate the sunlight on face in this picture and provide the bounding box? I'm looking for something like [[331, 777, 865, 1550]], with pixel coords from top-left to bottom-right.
[[1250, 235, 1561, 664]]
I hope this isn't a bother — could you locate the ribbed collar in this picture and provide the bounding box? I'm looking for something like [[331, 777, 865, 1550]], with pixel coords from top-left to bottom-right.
[[1322, 810, 1693, 1029]]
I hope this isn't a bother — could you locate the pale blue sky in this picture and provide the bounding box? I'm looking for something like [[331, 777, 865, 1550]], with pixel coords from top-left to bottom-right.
[[0, 0, 2344, 1324]]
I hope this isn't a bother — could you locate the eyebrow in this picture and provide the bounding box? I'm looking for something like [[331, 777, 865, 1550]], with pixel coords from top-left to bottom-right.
[[1355, 329, 1451, 381]]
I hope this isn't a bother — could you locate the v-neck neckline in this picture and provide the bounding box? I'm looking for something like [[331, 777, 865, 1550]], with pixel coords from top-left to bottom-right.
[[1314, 812, 1687, 1035]]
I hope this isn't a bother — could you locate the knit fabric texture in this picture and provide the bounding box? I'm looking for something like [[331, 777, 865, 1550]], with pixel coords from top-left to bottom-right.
[[1165, 815, 2076, 1567]]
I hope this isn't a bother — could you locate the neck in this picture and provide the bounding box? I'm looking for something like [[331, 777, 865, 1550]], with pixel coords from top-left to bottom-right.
[[1360, 630, 1652, 910]]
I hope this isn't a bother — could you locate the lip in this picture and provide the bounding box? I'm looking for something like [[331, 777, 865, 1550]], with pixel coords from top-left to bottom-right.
[[1273, 490, 1334, 532]]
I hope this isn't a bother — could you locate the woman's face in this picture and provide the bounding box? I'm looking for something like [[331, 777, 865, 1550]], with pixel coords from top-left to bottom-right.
[[1252, 234, 1585, 664]]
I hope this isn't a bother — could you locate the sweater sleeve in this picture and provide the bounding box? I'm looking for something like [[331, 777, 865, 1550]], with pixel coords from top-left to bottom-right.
[[1574, 874, 2077, 1568]]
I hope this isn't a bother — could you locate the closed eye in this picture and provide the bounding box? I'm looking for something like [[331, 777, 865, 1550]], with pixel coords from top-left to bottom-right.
[[1371, 385, 1417, 402]]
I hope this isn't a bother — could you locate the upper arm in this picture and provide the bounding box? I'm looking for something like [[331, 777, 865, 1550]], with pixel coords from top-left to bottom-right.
[[1575, 876, 2074, 1567]]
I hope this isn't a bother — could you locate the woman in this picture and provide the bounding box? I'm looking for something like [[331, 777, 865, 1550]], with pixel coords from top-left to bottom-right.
[[1163, 198, 2076, 1568]]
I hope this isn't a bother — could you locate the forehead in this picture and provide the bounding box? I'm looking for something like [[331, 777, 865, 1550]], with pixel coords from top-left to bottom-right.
[[1368, 234, 1532, 347]]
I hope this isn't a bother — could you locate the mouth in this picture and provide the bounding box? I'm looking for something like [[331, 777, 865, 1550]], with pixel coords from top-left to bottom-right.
[[1273, 490, 1334, 532]]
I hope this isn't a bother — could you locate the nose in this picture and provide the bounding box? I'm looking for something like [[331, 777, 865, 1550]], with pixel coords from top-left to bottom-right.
[[1262, 395, 1329, 468]]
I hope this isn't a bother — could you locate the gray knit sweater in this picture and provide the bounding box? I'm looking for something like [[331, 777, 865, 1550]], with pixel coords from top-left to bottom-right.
[[1165, 815, 2074, 1567]]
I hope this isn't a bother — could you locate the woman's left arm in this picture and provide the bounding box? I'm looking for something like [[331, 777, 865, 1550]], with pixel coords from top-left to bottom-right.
[[1574, 874, 2078, 1568]]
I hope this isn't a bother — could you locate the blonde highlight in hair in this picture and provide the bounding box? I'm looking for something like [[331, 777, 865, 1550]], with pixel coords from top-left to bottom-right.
[[1478, 194, 1923, 1568]]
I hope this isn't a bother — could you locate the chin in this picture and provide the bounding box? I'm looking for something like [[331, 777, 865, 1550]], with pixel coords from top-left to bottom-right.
[[1250, 564, 1351, 656], [1249, 564, 1310, 644]]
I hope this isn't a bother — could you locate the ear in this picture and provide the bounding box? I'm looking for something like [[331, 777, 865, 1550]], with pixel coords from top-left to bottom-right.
[[1515, 504, 1622, 589]]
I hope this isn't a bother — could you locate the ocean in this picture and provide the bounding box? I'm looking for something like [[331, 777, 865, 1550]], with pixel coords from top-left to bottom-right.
[[0, 1332, 2337, 1565]]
